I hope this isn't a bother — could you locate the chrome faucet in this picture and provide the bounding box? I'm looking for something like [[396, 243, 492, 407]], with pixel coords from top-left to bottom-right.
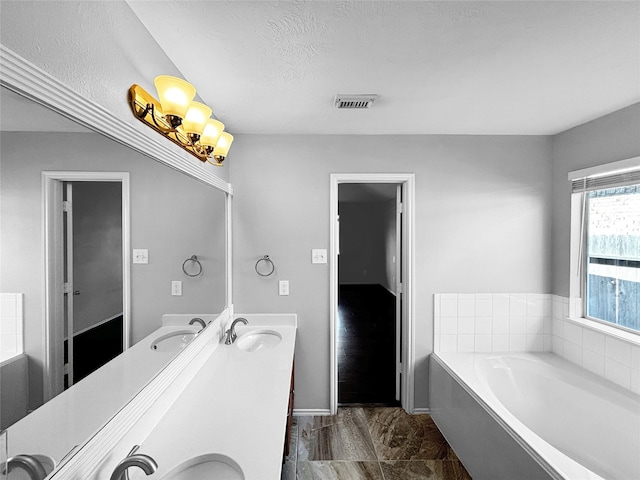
[[5, 455, 48, 480], [224, 317, 248, 344], [109, 445, 157, 480], [188, 317, 206, 330]]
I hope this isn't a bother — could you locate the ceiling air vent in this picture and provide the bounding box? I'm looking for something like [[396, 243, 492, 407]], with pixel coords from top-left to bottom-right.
[[334, 94, 379, 109]]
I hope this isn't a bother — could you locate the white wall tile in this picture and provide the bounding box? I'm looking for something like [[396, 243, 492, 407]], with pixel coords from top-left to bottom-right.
[[509, 334, 527, 352], [509, 317, 527, 335], [0, 317, 18, 335], [458, 317, 475, 335], [492, 294, 510, 317], [439, 335, 458, 353], [543, 334, 552, 352], [440, 294, 458, 317], [526, 316, 544, 335], [631, 369, 640, 395], [526, 294, 546, 317], [605, 358, 631, 389], [434, 315, 441, 335], [475, 316, 492, 335], [543, 317, 552, 334], [526, 334, 544, 352], [563, 340, 583, 366], [457, 294, 475, 317], [552, 296, 564, 320], [562, 297, 570, 318], [564, 322, 583, 346], [433, 295, 441, 317], [493, 316, 509, 334], [605, 336, 632, 367], [582, 349, 605, 376], [475, 294, 493, 316], [552, 335, 564, 356], [583, 329, 606, 356], [509, 294, 528, 317], [0, 334, 18, 355], [492, 334, 510, 352], [457, 335, 475, 352], [552, 317, 564, 338], [632, 346, 640, 371], [440, 317, 458, 335], [475, 335, 492, 352], [0, 296, 17, 317]]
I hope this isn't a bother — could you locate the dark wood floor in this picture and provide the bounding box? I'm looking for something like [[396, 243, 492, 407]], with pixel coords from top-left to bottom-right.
[[338, 284, 399, 406]]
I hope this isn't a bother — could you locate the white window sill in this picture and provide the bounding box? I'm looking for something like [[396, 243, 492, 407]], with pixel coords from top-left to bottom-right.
[[564, 315, 640, 347]]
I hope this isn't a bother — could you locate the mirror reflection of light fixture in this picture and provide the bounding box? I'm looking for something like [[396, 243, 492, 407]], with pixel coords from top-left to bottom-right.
[[128, 75, 234, 166]]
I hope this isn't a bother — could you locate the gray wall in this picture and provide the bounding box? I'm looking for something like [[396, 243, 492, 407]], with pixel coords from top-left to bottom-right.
[[551, 103, 640, 297], [0, 131, 227, 409], [229, 134, 553, 410]]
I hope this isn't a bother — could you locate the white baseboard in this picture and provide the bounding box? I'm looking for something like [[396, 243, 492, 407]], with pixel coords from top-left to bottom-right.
[[413, 407, 431, 414], [293, 409, 332, 417]]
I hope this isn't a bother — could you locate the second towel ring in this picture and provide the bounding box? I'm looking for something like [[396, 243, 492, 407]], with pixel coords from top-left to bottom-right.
[[182, 255, 203, 277], [255, 255, 275, 277]]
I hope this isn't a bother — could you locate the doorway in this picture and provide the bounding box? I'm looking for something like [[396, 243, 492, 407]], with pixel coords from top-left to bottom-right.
[[63, 181, 124, 387], [43, 172, 130, 400], [337, 183, 400, 405], [330, 173, 415, 414]]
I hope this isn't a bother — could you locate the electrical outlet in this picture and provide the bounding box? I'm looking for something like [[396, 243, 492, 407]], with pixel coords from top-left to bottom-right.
[[171, 280, 182, 296], [312, 249, 327, 264], [279, 280, 289, 296], [133, 249, 149, 264]]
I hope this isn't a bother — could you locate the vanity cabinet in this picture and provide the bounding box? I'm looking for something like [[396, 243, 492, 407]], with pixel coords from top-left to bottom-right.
[[284, 361, 295, 458]]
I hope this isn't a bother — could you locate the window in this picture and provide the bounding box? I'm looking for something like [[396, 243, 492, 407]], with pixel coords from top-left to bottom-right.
[[584, 184, 640, 332]]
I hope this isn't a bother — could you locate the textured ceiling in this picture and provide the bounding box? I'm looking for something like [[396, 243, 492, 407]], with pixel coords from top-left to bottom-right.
[[126, 0, 640, 135]]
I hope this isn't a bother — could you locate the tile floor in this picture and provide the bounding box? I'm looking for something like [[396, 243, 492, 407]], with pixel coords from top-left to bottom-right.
[[281, 407, 472, 480]]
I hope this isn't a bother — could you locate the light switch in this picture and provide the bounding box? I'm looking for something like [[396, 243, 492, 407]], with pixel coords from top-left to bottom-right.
[[279, 280, 289, 296], [133, 249, 149, 264], [312, 249, 327, 264], [171, 281, 182, 296]]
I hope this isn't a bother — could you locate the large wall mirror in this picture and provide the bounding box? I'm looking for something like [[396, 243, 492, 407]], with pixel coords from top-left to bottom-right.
[[0, 85, 229, 466]]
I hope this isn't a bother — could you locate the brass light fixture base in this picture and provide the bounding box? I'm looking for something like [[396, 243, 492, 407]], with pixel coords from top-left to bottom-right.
[[128, 84, 225, 164]]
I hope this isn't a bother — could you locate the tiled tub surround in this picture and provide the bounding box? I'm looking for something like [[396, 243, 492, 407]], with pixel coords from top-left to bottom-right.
[[434, 293, 553, 354], [0, 293, 23, 362], [551, 296, 640, 395]]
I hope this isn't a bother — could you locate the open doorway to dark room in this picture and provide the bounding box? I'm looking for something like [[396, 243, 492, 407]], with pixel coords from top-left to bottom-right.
[[338, 183, 401, 406]]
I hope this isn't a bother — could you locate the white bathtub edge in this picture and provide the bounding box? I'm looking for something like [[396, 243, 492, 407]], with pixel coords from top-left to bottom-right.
[[431, 353, 610, 480]]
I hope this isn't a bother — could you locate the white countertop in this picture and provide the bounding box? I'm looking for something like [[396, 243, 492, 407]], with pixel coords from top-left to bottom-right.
[[6, 324, 200, 463], [131, 316, 297, 480]]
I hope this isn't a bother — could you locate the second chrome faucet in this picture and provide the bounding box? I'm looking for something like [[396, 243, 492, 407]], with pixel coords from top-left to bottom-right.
[[224, 317, 248, 344]]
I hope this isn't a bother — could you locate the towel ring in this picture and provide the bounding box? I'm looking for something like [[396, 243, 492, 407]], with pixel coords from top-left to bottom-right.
[[255, 255, 275, 277], [182, 255, 203, 277]]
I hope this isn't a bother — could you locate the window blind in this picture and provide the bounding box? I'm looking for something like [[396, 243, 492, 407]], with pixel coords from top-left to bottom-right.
[[572, 169, 640, 193]]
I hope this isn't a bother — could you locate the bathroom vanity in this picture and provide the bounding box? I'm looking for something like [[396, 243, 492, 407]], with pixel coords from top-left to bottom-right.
[[5, 312, 296, 480]]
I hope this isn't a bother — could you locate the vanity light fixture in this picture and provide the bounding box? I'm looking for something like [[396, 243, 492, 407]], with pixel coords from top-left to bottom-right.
[[128, 76, 233, 166]]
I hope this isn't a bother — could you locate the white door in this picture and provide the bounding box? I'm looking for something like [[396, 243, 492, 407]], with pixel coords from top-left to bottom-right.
[[63, 183, 75, 387]]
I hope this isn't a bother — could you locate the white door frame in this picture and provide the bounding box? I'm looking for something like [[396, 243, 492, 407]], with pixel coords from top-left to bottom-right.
[[42, 171, 130, 401], [329, 173, 415, 414]]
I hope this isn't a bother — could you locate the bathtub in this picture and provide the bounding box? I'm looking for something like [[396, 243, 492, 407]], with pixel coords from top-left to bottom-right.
[[430, 352, 640, 480]]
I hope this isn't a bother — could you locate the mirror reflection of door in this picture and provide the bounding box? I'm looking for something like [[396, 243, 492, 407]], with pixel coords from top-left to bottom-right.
[[62, 181, 123, 388]]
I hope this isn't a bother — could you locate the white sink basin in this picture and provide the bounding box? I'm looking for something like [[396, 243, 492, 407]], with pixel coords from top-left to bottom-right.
[[159, 454, 243, 480], [151, 330, 197, 352], [235, 329, 282, 352]]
